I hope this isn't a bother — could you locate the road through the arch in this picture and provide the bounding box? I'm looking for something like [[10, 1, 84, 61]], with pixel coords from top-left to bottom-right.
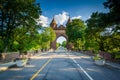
[[0, 50, 120, 80]]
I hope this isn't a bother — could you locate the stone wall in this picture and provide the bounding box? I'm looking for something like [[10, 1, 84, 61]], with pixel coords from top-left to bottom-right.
[[80, 50, 112, 61], [99, 51, 111, 60], [82, 50, 95, 56], [0, 52, 19, 63]]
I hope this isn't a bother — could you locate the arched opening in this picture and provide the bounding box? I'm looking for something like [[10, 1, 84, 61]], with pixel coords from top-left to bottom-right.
[[56, 36, 67, 49]]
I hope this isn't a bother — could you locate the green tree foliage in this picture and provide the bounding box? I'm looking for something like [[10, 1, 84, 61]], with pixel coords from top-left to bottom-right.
[[61, 41, 66, 48], [85, 12, 106, 52], [85, 0, 120, 57], [12, 25, 42, 54], [56, 43, 61, 49], [103, 0, 120, 24], [103, 0, 120, 36], [8, 26, 56, 54], [0, 0, 41, 53], [103, 0, 120, 56], [66, 19, 86, 50], [40, 27, 56, 50], [0, 39, 4, 53]]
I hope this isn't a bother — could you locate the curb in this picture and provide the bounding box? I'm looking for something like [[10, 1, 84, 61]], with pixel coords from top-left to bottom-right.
[[73, 51, 120, 70], [105, 63, 120, 70], [0, 65, 16, 72], [0, 62, 16, 72], [0, 67, 8, 72], [0, 60, 28, 72]]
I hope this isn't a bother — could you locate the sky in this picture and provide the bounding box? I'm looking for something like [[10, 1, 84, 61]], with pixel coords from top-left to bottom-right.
[[36, 0, 108, 44]]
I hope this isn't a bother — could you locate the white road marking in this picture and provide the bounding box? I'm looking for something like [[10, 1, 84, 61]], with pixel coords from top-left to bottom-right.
[[71, 58, 94, 80], [72, 59, 77, 64]]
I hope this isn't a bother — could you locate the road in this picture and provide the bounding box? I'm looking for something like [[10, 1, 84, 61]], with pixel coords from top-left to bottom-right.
[[0, 49, 120, 80]]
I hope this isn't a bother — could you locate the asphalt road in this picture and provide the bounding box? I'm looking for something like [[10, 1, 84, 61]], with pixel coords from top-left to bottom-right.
[[0, 49, 120, 80]]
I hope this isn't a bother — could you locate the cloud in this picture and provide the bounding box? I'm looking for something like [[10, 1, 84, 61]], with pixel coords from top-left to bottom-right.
[[88, 16, 91, 19], [54, 11, 69, 25], [37, 15, 49, 27], [71, 15, 82, 20]]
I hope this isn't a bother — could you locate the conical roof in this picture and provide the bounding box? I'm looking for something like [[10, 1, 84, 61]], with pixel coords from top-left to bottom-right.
[[51, 17, 56, 24], [50, 17, 57, 29]]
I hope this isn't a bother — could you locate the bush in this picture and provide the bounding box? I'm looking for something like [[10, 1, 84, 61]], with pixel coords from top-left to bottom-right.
[[93, 54, 104, 60]]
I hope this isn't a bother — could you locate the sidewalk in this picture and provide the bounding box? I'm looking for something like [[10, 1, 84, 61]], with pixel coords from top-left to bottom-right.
[[0, 62, 16, 72], [0, 51, 48, 72], [105, 61, 120, 69], [71, 51, 120, 70]]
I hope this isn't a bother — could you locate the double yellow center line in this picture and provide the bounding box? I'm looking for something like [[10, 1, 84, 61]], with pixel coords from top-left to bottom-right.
[[30, 58, 52, 80]]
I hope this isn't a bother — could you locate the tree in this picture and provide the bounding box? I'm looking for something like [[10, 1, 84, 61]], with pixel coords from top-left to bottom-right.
[[103, 0, 120, 36], [86, 12, 120, 56], [85, 0, 120, 59], [103, 0, 120, 24], [103, 0, 120, 55], [85, 12, 104, 52], [40, 27, 56, 51], [12, 25, 42, 54], [56, 43, 61, 49], [61, 41, 67, 48], [66, 19, 86, 50], [85, 12, 114, 52], [0, 0, 41, 53]]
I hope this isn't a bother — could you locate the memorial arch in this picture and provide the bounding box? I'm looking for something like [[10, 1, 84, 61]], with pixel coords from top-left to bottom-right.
[[50, 17, 71, 50]]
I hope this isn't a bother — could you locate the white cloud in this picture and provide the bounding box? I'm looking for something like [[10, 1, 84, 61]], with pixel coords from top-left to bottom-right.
[[88, 16, 91, 19], [54, 11, 69, 25], [71, 15, 82, 20], [37, 15, 49, 27]]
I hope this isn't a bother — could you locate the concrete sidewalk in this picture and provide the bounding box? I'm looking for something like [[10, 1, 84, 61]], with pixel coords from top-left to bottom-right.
[[0, 62, 16, 72], [71, 51, 120, 70], [0, 52, 48, 72], [105, 61, 120, 69]]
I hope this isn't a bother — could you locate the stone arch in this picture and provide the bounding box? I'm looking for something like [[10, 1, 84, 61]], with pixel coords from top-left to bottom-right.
[[56, 35, 67, 42], [56, 30, 68, 45], [50, 17, 71, 50], [56, 30, 68, 41], [50, 27, 68, 50]]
